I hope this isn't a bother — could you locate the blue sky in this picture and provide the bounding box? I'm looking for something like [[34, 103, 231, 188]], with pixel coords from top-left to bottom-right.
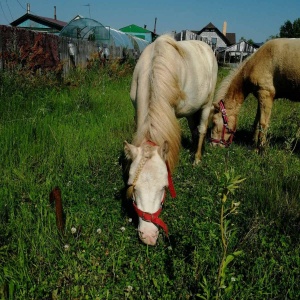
[[0, 0, 299, 42]]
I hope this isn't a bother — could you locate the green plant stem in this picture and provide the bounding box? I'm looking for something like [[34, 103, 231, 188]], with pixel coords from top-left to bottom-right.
[[216, 200, 227, 299]]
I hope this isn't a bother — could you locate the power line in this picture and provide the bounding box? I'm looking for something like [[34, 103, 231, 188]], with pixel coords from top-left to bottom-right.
[[83, 4, 91, 18], [0, 1, 10, 23], [16, 0, 26, 11], [15, 0, 39, 16], [6, 0, 13, 20]]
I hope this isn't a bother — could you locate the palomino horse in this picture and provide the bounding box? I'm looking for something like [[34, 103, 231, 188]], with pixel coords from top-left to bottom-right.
[[124, 34, 218, 245], [211, 38, 300, 150]]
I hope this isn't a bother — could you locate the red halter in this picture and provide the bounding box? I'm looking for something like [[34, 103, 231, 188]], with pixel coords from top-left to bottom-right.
[[210, 100, 236, 147], [131, 141, 176, 236]]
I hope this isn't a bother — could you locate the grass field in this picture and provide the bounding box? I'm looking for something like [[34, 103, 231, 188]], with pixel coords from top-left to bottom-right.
[[0, 63, 299, 300]]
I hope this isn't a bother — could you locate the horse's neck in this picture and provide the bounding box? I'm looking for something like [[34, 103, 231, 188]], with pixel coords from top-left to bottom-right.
[[225, 71, 245, 116], [134, 96, 180, 172], [135, 80, 151, 132]]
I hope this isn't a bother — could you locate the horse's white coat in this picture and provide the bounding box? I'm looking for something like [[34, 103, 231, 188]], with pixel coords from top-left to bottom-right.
[[125, 143, 168, 245], [125, 35, 218, 245]]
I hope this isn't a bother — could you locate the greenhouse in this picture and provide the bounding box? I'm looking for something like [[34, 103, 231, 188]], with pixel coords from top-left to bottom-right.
[[59, 17, 149, 59]]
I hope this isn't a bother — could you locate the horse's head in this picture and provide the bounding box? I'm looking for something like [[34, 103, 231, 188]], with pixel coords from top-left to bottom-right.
[[124, 140, 173, 246], [210, 100, 236, 147]]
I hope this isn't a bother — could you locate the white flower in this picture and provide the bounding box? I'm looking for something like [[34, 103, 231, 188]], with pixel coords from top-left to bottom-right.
[[126, 285, 133, 292], [120, 226, 126, 232], [64, 244, 70, 251], [71, 227, 77, 234], [97, 228, 102, 234], [128, 218, 132, 223]]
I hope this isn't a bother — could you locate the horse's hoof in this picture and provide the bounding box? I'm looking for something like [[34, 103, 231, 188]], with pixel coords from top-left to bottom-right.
[[193, 158, 201, 166]]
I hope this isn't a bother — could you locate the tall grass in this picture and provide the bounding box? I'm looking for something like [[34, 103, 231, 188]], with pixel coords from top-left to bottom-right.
[[0, 64, 299, 299]]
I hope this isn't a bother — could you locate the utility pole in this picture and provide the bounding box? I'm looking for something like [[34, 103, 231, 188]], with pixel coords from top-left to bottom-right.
[[84, 4, 91, 18]]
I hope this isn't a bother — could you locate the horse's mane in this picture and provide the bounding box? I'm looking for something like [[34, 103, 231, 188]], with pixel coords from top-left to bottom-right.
[[213, 55, 252, 104], [133, 35, 183, 172]]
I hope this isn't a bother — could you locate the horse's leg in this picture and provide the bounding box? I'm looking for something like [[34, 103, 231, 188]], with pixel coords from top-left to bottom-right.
[[188, 106, 211, 165], [253, 100, 261, 146], [256, 89, 275, 152], [187, 110, 200, 150]]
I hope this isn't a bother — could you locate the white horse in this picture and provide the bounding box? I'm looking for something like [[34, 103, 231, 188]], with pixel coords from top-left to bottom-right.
[[124, 34, 218, 245]]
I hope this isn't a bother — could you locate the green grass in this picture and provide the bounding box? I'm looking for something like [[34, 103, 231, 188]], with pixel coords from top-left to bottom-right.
[[0, 65, 299, 300]]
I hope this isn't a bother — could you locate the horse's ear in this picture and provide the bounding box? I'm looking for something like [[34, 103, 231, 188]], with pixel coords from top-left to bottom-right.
[[158, 141, 169, 160], [124, 141, 138, 160], [213, 102, 220, 111]]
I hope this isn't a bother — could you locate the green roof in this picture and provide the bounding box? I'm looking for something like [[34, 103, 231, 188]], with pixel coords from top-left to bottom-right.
[[119, 24, 151, 34]]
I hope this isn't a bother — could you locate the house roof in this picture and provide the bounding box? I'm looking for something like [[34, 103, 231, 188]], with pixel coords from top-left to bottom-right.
[[197, 22, 236, 46], [225, 33, 236, 45], [119, 24, 152, 34], [203, 22, 216, 30], [10, 13, 67, 30]]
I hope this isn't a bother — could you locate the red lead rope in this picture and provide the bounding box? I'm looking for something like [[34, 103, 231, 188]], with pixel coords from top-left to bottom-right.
[[133, 194, 169, 236]]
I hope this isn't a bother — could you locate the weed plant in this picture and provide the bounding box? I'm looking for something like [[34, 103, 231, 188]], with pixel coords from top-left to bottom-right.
[[0, 64, 299, 299]]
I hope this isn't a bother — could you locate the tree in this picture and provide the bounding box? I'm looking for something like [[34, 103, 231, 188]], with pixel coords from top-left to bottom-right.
[[239, 37, 254, 45], [279, 18, 300, 38], [267, 34, 279, 40]]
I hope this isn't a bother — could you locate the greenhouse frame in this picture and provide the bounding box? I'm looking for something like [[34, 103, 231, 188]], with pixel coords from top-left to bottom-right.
[[59, 17, 149, 59]]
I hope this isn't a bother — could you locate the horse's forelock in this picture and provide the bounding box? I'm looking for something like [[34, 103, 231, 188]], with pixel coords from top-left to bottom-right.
[[142, 144, 155, 159]]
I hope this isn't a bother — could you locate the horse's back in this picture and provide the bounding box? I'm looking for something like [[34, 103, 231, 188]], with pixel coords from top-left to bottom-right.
[[255, 38, 300, 69], [174, 39, 218, 115], [247, 38, 300, 100], [180, 39, 216, 62], [130, 41, 154, 103], [131, 35, 218, 117], [131, 34, 217, 95]]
